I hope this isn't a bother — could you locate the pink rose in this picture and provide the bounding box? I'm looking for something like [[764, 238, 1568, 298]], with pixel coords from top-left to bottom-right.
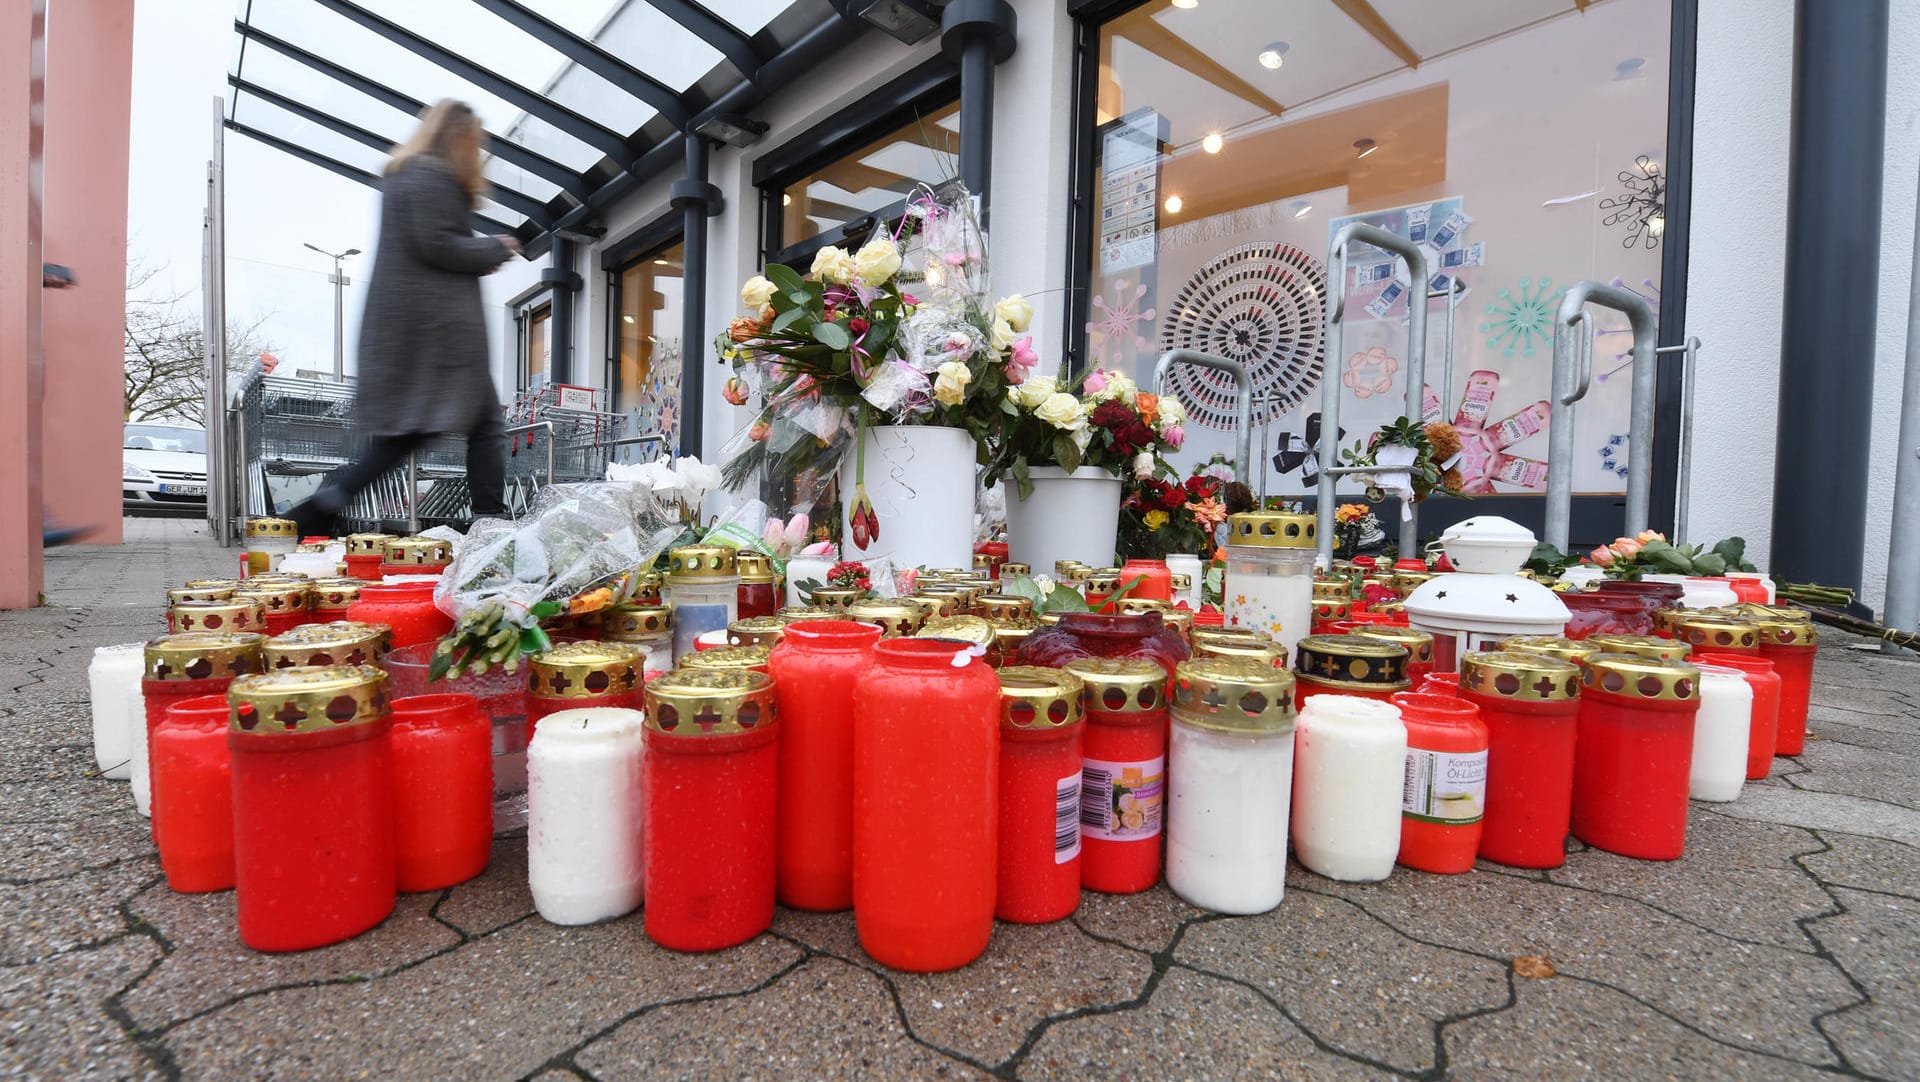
[[1083, 369, 1109, 395], [1590, 545, 1616, 567], [902, 293, 919, 306], [1012, 336, 1039, 368], [1612, 537, 1643, 558], [1163, 424, 1186, 449], [748, 421, 771, 442], [1004, 362, 1027, 386], [1636, 529, 1665, 545]]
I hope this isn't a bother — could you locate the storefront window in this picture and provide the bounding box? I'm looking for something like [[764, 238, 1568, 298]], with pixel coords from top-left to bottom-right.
[[1079, 0, 1671, 499], [774, 99, 961, 253], [614, 241, 686, 457], [524, 302, 551, 388]]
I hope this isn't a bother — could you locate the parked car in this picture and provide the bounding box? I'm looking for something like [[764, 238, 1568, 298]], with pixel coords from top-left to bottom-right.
[[124, 422, 208, 514]]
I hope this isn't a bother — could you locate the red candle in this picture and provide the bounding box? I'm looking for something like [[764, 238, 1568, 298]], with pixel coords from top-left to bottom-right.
[[233, 582, 312, 635], [344, 581, 453, 649], [854, 639, 1000, 971], [142, 632, 266, 842], [1293, 634, 1410, 708], [1753, 616, 1817, 756], [1570, 655, 1702, 861], [995, 667, 1086, 924], [306, 578, 367, 624], [525, 642, 644, 737], [1460, 651, 1583, 869], [735, 552, 780, 619], [1350, 627, 1436, 686], [643, 669, 779, 952], [1064, 657, 1168, 895], [1695, 651, 1782, 778], [767, 620, 882, 912], [378, 537, 453, 580], [345, 534, 397, 581], [1310, 599, 1353, 635], [228, 665, 397, 951], [390, 694, 493, 891], [151, 694, 237, 893], [1119, 559, 1172, 603], [1419, 671, 1460, 696], [1391, 691, 1488, 875]]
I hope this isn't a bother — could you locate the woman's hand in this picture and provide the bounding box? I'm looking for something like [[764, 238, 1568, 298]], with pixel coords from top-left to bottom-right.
[[498, 235, 523, 257]]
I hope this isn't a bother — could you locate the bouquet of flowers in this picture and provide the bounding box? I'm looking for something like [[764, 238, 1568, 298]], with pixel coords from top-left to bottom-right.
[[1338, 417, 1467, 515], [1588, 531, 1757, 579], [1117, 465, 1228, 561], [977, 366, 1188, 500], [1332, 502, 1386, 555], [793, 560, 875, 601]]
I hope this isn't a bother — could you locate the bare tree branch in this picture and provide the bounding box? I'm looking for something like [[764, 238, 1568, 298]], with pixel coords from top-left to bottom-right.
[[124, 260, 276, 426]]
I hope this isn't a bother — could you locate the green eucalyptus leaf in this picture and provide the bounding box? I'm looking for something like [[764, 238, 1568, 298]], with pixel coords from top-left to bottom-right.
[[771, 305, 811, 332], [812, 322, 851, 350], [1691, 552, 1727, 576], [764, 263, 804, 297]]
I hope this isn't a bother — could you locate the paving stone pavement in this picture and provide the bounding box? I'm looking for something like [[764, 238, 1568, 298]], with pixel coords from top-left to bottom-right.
[[3, 518, 1917, 1080]]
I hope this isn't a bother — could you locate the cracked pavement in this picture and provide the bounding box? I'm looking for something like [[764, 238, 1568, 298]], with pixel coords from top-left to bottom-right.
[[3, 518, 1916, 1079]]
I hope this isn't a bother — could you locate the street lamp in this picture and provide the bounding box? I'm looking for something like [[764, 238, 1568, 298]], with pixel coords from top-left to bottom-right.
[[304, 242, 361, 380]]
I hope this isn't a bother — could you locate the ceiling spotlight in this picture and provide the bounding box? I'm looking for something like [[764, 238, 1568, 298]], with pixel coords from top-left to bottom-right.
[[1171, 0, 1198, 8], [782, 193, 793, 207], [1201, 132, 1224, 154], [1163, 194, 1184, 214], [693, 113, 769, 148], [1291, 200, 1312, 218], [653, 258, 669, 266], [1258, 42, 1289, 70], [1353, 138, 1379, 159]]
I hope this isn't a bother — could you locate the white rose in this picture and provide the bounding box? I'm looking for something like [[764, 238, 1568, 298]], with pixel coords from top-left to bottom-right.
[[1158, 396, 1187, 428], [1034, 392, 1086, 432], [741, 275, 777, 310], [853, 236, 903, 287], [1032, 573, 1057, 596], [1132, 451, 1155, 480], [995, 294, 1034, 333], [934, 361, 972, 406], [1106, 372, 1139, 404], [989, 317, 1016, 353], [809, 245, 856, 285], [1012, 375, 1057, 409]]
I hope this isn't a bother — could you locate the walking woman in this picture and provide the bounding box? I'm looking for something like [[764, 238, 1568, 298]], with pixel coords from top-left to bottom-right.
[[291, 99, 521, 536]]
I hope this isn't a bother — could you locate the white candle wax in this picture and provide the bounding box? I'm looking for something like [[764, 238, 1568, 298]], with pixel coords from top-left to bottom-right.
[[125, 681, 152, 817], [1291, 695, 1406, 882], [1165, 721, 1294, 914], [1165, 554, 1204, 609], [88, 643, 144, 781], [1225, 556, 1315, 662], [785, 555, 834, 608], [528, 706, 645, 925], [1689, 666, 1752, 803]]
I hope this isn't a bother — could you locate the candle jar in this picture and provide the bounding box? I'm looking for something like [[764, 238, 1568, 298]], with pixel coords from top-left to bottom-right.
[[1224, 511, 1317, 657], [809, 585, 869, 613], [1291, 694, 1407, 883], [974, 551, 1003, 579], [528, 705, 645, 925], [1000, 562, 1031, 581], [1119, 558, 1173, 603], [727, 616, 787, 650], [1351, 627, 1436, 685], [151, 695, 237, 893], [1671, 614, 1759, 656], [1391, 691, 1488, 875], [1016, 611, 1190, 678], [666, 545, 739, 663], [1498, 635, 1601, 666], [1694, 651, 1781, 777], [1570, 655, 1702, 861], [602, 602, 675, 675], [264, 621, 390, 670], [735, 552, 780, 619], [168, 583, 235, 606], [88, 642, 145, 780], [390, 694, 493, 891], [1310, 598, 1354, 635], [1293, 634, 1410, 706], [1594, 578, 1686, 607], [232, 582, 312, 635], [768, 620, 883, 911], [345, 580, 453, 650], [993, 667, 1086, 924], [978, 594, 1036, 623], [1687, 666, 1753, 803], [683, 644, 774, 675], [228, 665, 397, 951], [644, 669, 779, 952], [1459, 651, 1583, 869], [846, 599, 927, 639], [1165, 657, 1297, 914], [306, 578, 366, 623], [1586, 633, 1693, 663], [142, 632, 266, 835], [1420, 671, 1460, 696], [988, 619, 1038, 669], [1725, 572, 1777, 604], [344, 533, 397, 580], [1560, 590, 1657, 639], [1190, 628, 1286, 669], [909, 590, 965, 621], [1082, 571, 1121, 610], [526, 642, 645, 736], [1753, 617, 1816, 756], [783, 554, 833, 608], [853, 639, 1000, 972], [1063, 657, 1168, 894], [378, 537, 453, 580], [244, 516, 298, 574], [168, 597, 267, 636]]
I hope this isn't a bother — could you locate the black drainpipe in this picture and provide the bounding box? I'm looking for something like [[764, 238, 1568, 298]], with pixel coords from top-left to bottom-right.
[[672, 136, 722, 458], [941, 0, 1017, 221], [539, 237, 581, 384]]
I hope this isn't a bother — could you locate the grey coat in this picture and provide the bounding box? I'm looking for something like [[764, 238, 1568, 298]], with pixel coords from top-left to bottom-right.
[[354, 156, 512, 438]]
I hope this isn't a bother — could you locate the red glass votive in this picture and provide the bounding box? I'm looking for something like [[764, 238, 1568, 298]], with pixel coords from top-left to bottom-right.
[[1119, 559, 1173, 603], [142, 632, 266, 842], [768, 620, 882, 912], [1015, 611, 1189, 679], [1695, 651, 1782, 778], [1754, 618, 1817, 756], [1064, 657, 1168, 895], [390, 694, 493, 892], [1460, 651, 1583, 869], [152, 695, 237, 893], [345, 553, 385, 581], [736, 552, 780, 619], [345, 581, 453, 650], [1570, 655, 1702, 861], [1419, 671, 1461, 697], [1392, 692, 1488, 875], [996, 667, 1086, 924]]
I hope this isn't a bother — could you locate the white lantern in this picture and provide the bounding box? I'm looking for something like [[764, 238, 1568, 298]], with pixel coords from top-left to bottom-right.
[[1406, 517, 1569, 672]]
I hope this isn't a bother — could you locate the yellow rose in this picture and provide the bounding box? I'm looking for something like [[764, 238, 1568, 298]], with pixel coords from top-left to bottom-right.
[[853, 236, 903, 288], [809, 245, 856, 285], [934, 361, 972, 406], [1034, 391, 1086, 432], [1012, 375, 1057, 409], [995, 294, 1034, 333], [1157, 396, 1187, 428], [740, 275, 776, 310], [990, 316, 1016, 353], [1144, 510, 1170, 530]]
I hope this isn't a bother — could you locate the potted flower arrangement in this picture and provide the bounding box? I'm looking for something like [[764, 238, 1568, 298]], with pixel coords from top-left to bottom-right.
[[1116, 466, 1228, 564], [1337, 417, 1467, 512]]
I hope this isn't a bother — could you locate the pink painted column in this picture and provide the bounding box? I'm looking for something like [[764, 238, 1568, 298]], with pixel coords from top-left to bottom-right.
[[0, 0, 47, 609]]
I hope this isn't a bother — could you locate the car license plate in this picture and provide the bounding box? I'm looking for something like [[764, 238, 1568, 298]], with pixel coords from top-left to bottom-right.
[[162, 484, 206, 496]]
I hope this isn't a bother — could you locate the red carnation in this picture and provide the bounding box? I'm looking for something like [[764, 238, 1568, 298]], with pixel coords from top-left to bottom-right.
[[849, 317, 871, 336]]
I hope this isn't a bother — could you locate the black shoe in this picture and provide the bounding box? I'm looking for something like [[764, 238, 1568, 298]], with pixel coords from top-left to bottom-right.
[[287, 500, 339, 539], [42, 524, 94, 546]]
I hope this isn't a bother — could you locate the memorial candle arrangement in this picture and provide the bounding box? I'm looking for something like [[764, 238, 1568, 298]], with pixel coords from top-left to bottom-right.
[[1291, 694, 1407, 883], [151, 695, 238, 892], [528, 706, 646, 925], [1459, 650, 1583, 869], [767, 620, 882, 911], [142, 632, 266, 834], [993, 667, 1086, 924], [1165, 657, 1297, 914], [665, 545, 739, 663], [1570, 654, 1702, 861]]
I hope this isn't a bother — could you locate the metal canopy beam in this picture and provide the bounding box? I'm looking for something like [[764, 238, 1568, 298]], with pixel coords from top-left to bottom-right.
[[470, 0, 689, 125], [226, 121, 520, 236], [228, 77, 554, 225], [238, 24, 590, 199], [648, 0, 765, 78], [311, 0, 634, 158]]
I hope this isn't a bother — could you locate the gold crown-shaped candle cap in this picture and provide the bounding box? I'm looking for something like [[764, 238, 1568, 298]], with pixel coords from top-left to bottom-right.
[[806, 586, 867, 611], [144, 631, 267, 682], [1000, 563, 1031, 579], [1580, 654, 1701, 703], [996, 666, 1085, 732], [1373, 600, 1408, 615], [1064, 657, 1168, 715], [1586, 633, 1692, 662], [167, 598, 267, 635], [1498, 635, 1601, 665], [1649, 606, 1685, 634], [734, 551, 777, 584], [977, 594, 1035, 621], [1083, 571, 1123, 595], [1192, 635, 1286, 666], [1311, 598, 1354, 621], [1752, 615, 1817, 648], [727, 616, 787, 648], [907, 592, 965, 620], [1193, 626, 1276, 649], [1038, 611, 1065, 626], [1055, 562, 1092, 582], [345, 533, 397, 556], [776, 605, 840, 622], [643, 668, 777, 737], [1460, 650, 1583, 703], [1116, 597, 1173, 615], [1392, 572, 1434, 597], [1157, 606, 1195, 640], [294, 541, 332, 553], [232, 581, 311, 614], [308, 578, 366, 611], [973, 553, 998, 571], [683, 644, 773, 673], [846, 599, 927, 638], [603, 602, 674, 640], [383, 537, 452, 567], [229, 664, 390, 734], [1294, 633, 1410, 689], [182, 577, 244, 592], [666, 544, 737, 581], [1312, 580, 1353, 602], [1350, 626, 1436, 665], [168, 584, 234, 605], [527, 641, 644, 699], [264, 621, 391, 669], [918, 615, 997, 647], [926, 568, 973, 581], [1671, 615, 1760, 652], [1227, 511, 1317, 549], [1173, 656, 1297, 735], [631, 571, 665, 603], [245, 517, 298, 539]]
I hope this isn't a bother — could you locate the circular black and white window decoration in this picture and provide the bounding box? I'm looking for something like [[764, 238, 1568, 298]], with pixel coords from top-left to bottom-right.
[[1156, 242, 1328, 431]]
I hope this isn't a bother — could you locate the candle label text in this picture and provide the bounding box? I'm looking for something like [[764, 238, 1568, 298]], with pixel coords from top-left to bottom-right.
[[1402, 748, 1488, 824]]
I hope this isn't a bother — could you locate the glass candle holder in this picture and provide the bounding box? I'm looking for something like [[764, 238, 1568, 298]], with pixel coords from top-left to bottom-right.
[[528, 706, 645, 925], [390, 694, 493, 891], [1420, 671, 1461, 696], [735, 552, 779, 619], [1391, 691, 1488, 875], [602, 602, 675, 676], [526, 642, 645, 737], [1223, 511, 1317, 658], [345, 581, 452, 649], [1166, 657, 1297, 914], [152, 694, 237, 893], [142, 632, 266, 838], [1687, 666, 1753, 803], [1063, 657, 1169, 895], [1459, 651, 1583, 869], [1570, 655, 1702, 861], [768, 620, 883, 912], [994, 667, 1087, 925], [1559, 590, 1657, 640], [1753, 617, 1816, 756], [846, 599, 928, 639], [306, 578, 366, 624], [666, 545, 740, 663], [1291, 694, 1407, 883], [1017, 611, 1189, 677], [1293, 634, 1410, 707], [1695, 651, 1781, 778], [1118, 558, 1173, 603]]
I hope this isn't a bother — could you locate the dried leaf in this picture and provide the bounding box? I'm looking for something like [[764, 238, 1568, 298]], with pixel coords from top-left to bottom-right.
[[1512, 956, 1556, 979]]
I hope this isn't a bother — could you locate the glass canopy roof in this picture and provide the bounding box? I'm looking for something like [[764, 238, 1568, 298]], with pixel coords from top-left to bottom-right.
[[228, 0, 840, 241]]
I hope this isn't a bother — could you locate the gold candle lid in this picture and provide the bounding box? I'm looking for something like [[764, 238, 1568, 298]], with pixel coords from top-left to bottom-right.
[[182, 578, 244, 592], [345, 532, 397, 555], [1064, 657, 1168, 714], [1038, 611, 1065, 626], [1294, 633, 1409, 689], [996, 666, 1085, 732], [1194, 626, 1275, 648], [383, 537, 452, 567], [1392, 571, 1434, 596], [727, 616, 787, 648], [1083, 571, 1123, 595], [972, 552, 998, 572], [1055, 562, 1092, 582], [1649, 606, 1685, 635], [988, 618, 1038, 653], [1350, 626, 1435, 666], [631, 571, 665, 604], [1311, 598, 1354, 621], [308, 578, 366, 611], [229, 664, 391, 734], [264, 621, 391, 669], [666, 544, 737, 581], [1192, 636, 1286, 666], [168, 584, 233, 605], [899, 594, 952, 621], [1580, 654, 1702, 703], [168, 598, 267, 635], [603, 602, 674, 640], [925, 568, 973, 581], [846, 599, 927, 638], [735, 551, 777, 584], [683, 644, 774, 673], [917, 615, 996, 647], [143, 631, 267, 682], [1172, 656, 1297, 735], [1312, 580, 1353, 602], [777, 605, 840, 622], [1498, 635, 1601, 665], [294, 541, 332, 553], [643, 668, 776, 737], [1671, 615, 1760, 652], [1115, 597, 1172, 615], [977, 594, 1036, 621], [245, 517, 297, 539], [527, 641, 644, 699], [1460, 650, 1583, 703], [1226, 511, 1317, 549], [1587, 633, 1693, 662], [232, 581, 311, 615], [1000, 563, 1031, 579], [807, 586, 867, 611], [1751, 615, 1817, 648]]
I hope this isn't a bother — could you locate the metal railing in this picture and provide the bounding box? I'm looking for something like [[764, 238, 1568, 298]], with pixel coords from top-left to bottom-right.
[[1545, 281, 1659, 553], [1152, 350, 1253, 482]]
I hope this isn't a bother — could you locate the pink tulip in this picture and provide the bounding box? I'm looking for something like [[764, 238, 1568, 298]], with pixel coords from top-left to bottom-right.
[[784, 514, 810, 551]]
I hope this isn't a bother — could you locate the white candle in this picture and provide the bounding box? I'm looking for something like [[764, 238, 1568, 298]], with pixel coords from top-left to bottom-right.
[[1225, 557, 1315, 663], [785, 555, 834, 608], [1165, 722, 1294, 914], [527, 706, 645, 925], [1291, 695, 1406, 882], [1165, 554, 1204, 609], [87, 643, 144, 781], [124, 681, 152, 817], [1689, 666, 1752, 803]]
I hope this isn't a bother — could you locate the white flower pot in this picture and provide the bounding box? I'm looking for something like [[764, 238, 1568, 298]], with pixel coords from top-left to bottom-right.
[[840, 425, 978, 572], [1004, 466, 1123, 574]]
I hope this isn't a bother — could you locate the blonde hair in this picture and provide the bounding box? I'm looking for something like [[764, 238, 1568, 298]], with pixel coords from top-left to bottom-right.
[[386, 99, 488, 204]]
